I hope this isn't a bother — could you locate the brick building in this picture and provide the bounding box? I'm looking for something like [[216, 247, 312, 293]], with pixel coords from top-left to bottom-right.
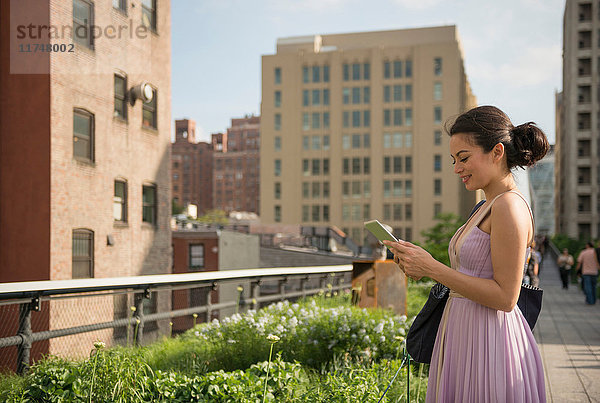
[[172, 119, 214, 214], [0, 0, 172, 364], [213, 115, 260, 213]]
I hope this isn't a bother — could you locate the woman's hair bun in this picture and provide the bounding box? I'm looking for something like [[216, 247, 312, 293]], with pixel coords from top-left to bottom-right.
[[510, 122, 550, 167]]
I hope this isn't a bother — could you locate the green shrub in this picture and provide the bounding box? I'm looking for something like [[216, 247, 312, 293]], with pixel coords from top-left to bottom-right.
[[0, 287, 429, 401]]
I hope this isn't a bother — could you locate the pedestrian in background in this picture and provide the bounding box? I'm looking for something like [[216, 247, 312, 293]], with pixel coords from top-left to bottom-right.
[[576, 242, 599, 305], [557, 248, 574, 290], [526, 240, 540, 288]]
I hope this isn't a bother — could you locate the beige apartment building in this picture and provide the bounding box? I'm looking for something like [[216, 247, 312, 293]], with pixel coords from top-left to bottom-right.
[[556, 1, 599, 239], [260, 26, 477, 245]]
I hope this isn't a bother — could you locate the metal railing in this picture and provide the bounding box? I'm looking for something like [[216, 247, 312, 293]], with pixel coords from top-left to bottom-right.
[[0, 265, 353, 374]]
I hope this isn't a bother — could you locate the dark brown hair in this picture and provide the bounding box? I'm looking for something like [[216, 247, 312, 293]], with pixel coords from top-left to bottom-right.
[[446, 105, 549, 169]]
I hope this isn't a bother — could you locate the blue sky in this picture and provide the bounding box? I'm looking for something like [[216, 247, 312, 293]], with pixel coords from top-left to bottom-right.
[[172, 0, 563, 144]]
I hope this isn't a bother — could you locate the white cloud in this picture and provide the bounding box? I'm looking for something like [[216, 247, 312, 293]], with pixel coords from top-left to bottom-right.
[[469, 45, 561, 87]]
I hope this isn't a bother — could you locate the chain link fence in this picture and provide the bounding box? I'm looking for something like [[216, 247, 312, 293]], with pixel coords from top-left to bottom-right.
[[0, 267, 352, 373]]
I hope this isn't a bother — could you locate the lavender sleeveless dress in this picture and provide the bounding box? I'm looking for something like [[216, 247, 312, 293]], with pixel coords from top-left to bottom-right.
[[426, 192, 546, 403]]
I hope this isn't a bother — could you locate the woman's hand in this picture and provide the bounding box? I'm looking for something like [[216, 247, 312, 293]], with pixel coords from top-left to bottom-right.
[[382, 240, 435, 281]]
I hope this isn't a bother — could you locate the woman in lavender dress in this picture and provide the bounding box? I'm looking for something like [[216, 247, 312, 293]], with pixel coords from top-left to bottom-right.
[[384, 106, 548, 402]]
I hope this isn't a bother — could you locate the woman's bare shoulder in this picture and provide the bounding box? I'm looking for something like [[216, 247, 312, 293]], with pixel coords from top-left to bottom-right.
[[490, 192, 531, 223]]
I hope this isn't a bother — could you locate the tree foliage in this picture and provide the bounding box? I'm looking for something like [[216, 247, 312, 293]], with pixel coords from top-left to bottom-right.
[[197, 209, 229, 225], [420, 213, 464, 267], [172, 199, 185, 215]]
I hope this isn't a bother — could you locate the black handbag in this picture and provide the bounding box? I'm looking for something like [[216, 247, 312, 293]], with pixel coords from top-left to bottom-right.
[[405, 199, 543, 364], [405, 282, 449, 363]]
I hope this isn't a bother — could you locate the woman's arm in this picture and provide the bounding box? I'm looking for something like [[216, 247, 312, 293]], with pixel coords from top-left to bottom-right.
[[384, 193, 531, 312]]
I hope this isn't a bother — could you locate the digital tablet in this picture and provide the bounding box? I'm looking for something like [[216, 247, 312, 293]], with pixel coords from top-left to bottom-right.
[[364, 220, 398, 246]]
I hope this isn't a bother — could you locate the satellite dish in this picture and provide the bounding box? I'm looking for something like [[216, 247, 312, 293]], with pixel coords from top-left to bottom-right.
[[129, 82, 154, 106]]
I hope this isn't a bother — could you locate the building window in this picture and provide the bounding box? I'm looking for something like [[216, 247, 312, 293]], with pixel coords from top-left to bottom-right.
[[189, 244, 205, 269], [274, 91, 281, 107], [384, 180, 391, 197], [312, 135, 321, 150], [393, 156, 402, 173], [434, 130, 442, 145], [434, 57, 442, 76], [323, 89, 330, 105], [363, 63, 370, 80], [405, 85, 412, 102], [384, 109, 391, 126], [405, 180, 412, 197], [274, 113, 281, 130], [113, 0, 126, 12], [274, 159, 281, 176], [274, 136, 281, 151], [405, 60, 412, 77], [142, 87, 157, 129], [393, 61, 402, 78], [405, 203, 412, 220], [343, 158, 350, 175], [434, 179, 442, 196], [142, 184, 157, 225], [312, 205, 320, 222], [363, 86, 371, 103], [352, 87, 360, 104], [352, 63, 360, 80], [312, 89, 321, 106], [274, 67, 281, 84], [434, 203, 442, 218], [275, 206, 282, 222], [312, 65, 320, 82], [363, 111, 370, 127], [303, 182, 309, 198], [434, 106, 442, 125], [312, 112, 320, 129], [352, 111, 360, 127], [323, 65, 330, 82], [434, 155, 442, 172], [275, 182, 281, 199], [323, 112, 330, 129], [384, 62, 391, 79], [393, 180, 402, 197], [302, 66, 309, 83], [405, 133, 413, 148], [343, 64, 350, 81], [312, 159, 321, 175], [434, 82, 442, 100], [352, 205, 361, 222], [384, 157, 391, 174], [404, 156, 412, 173], [384, 86, 391, 103], [114, 74, 127, 119], [393, 204, 402, 221], [323, 182, 330, 198], [405, 109, 412, 126], [323, 205, 330, 221], [312, 182, 320, 198], [393, 109, 402, 126], [383, 204, 391, 220], [72, 229, 94, 278], [73, 0, 94, 48], [141, 0, 157, 30], [323, 158, 330, 175], [73, 108, 94, 161], [303, 159, 310, 176], [114, 180, 127, 222]]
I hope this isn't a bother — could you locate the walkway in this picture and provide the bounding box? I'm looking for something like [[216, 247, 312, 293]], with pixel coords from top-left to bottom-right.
[[535, 250, 600, 402]]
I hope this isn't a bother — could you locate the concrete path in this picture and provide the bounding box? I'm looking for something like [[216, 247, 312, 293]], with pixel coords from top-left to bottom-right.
[[535, 250, 600, 402]]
